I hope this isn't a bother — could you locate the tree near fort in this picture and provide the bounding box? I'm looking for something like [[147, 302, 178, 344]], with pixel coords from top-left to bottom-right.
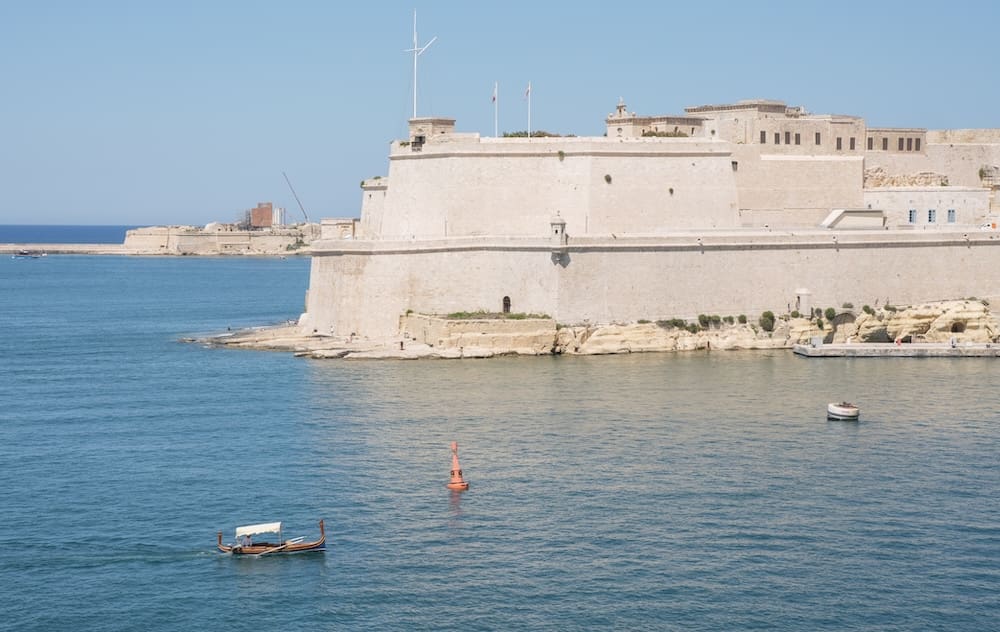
[[759, 311, 776, 332]]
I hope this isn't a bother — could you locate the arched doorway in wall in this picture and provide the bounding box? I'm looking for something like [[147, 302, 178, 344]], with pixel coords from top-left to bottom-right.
[[951, 322, 966, 333], [502, 296, 511, 314]]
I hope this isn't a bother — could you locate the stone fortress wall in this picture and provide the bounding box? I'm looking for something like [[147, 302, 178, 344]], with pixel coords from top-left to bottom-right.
[[301, 231, 1000, 339], [123, 223, 321, 255], [301, 98, 1000, 340]]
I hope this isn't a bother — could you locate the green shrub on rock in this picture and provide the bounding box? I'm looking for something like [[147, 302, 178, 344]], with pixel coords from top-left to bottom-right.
[[759, 311, 776, 332]]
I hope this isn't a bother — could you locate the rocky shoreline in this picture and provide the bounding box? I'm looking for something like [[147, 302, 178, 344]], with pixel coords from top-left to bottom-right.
[[193, 299, 999, 360]]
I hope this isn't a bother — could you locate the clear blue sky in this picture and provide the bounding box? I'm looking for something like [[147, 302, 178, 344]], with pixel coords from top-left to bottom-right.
[[3, 0, 998, 226]]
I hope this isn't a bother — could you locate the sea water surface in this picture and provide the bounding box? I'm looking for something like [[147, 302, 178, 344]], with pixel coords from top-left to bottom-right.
[[2, 255, 998, 631], [1, 224, 140, 244]]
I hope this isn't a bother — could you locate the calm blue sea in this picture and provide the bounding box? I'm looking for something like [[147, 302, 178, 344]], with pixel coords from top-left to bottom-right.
[[1, 225, 140, 244], [2, 255, 998, 631]]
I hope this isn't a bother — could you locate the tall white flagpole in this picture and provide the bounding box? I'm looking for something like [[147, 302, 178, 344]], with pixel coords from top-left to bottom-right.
[[405, 11, 436, 119], [526, 81, 531, 138], [493, 81, 499, 137]]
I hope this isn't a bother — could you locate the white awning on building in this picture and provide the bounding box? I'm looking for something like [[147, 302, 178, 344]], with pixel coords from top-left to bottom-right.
[[235, 522, 282, 538]]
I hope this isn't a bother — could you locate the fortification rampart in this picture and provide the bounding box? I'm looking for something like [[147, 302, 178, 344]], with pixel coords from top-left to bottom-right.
[[928, 129, 1000, 144], [375, 137, 741, 239], [301, 101, 1000, 347], [123, 225, 320, 255], [865, 141, 1000, 189], [301, 229, 1000, 339]]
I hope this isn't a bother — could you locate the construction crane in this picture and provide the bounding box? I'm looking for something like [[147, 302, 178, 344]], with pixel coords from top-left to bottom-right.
[[282, 171, 310, 223]]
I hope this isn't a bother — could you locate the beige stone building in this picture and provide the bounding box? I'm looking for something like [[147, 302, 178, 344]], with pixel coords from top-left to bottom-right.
[[300, 98, 1000, 340]]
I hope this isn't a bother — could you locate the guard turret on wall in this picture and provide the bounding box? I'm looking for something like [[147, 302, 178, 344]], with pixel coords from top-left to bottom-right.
[[550, 214, 567, 246], [551, 214, 568, 264]]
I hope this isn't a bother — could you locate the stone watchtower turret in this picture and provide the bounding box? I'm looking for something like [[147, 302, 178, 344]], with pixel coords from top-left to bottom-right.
[[550, 214, 567, 245], [550, 214, 568, 264]]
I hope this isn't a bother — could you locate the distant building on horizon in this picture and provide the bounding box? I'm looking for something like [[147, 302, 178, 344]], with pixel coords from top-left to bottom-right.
[[248, 202, 286, 229]]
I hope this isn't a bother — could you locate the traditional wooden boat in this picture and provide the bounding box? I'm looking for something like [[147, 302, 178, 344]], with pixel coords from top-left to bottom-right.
[[217, 519, 326, 555], [827, 401, 860, 420]]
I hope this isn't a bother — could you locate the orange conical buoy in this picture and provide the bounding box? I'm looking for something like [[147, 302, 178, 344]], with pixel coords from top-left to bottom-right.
[[446, 441, 470, 490]]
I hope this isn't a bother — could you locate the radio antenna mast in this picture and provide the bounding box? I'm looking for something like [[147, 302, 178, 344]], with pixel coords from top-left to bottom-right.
[[404, 10, 436, 119], [282, 171, 309, 222]]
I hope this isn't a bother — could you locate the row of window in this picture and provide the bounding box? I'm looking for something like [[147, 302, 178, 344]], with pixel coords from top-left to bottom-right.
[[759, 131, 924, 152], [869, 137, 922, 152], [761, 130, 816, 145], [909, 209, 956, 223]]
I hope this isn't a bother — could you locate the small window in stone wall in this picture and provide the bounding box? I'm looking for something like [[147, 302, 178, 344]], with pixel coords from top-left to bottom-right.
[[795, 133, 800, 145], [760, 130, 766, 144], [883, 138, 888, 150], [836, 137, 842, 150], [850, 137, 856, 150], [815, 132, 821, 145], [785, 131, 791, 144], [928, 209, 937, 223], [502, 296, 511, 313], [947, 209, 956, 223], [868, 137, 874, 150], [909, 209, 917, 223], [899, 138, 905, 151], [774, 132, 780, 145], [915, 138, 921, 151], [907, 138, 913, 151]]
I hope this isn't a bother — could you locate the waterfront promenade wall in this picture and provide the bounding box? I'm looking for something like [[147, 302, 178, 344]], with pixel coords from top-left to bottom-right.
[[301, 229, 1000, 339]]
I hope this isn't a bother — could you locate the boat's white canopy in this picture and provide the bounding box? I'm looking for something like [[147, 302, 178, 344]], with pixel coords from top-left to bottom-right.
[[235, 522, 282, 538]]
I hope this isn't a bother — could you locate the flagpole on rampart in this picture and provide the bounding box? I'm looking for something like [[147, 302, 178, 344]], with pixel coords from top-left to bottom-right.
[[405, 11, 436, 119], [526, 81, 532, 139], [493, 81, 499, 137]]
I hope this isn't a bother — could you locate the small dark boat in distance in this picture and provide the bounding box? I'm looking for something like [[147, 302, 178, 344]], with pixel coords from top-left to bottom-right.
[[12, 249, 45, 259], [217, 519, 326, 555]]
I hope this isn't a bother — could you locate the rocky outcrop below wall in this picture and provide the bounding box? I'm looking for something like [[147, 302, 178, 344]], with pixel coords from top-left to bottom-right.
[[845, 299, 997, 343], [553, 322, 789, 354], [864, 166, 948, 188], [399, 313, 557, 356], [195, 300, 998, 359]]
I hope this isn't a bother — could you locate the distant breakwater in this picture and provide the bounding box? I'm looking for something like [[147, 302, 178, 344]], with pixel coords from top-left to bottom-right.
[[1, 243, 126, 255], [0, 243, 310, 256]]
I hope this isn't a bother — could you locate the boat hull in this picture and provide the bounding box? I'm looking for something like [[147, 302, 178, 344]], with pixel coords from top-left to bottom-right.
[[827, 403, 860, 420], [217, 519, 326, 555]]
